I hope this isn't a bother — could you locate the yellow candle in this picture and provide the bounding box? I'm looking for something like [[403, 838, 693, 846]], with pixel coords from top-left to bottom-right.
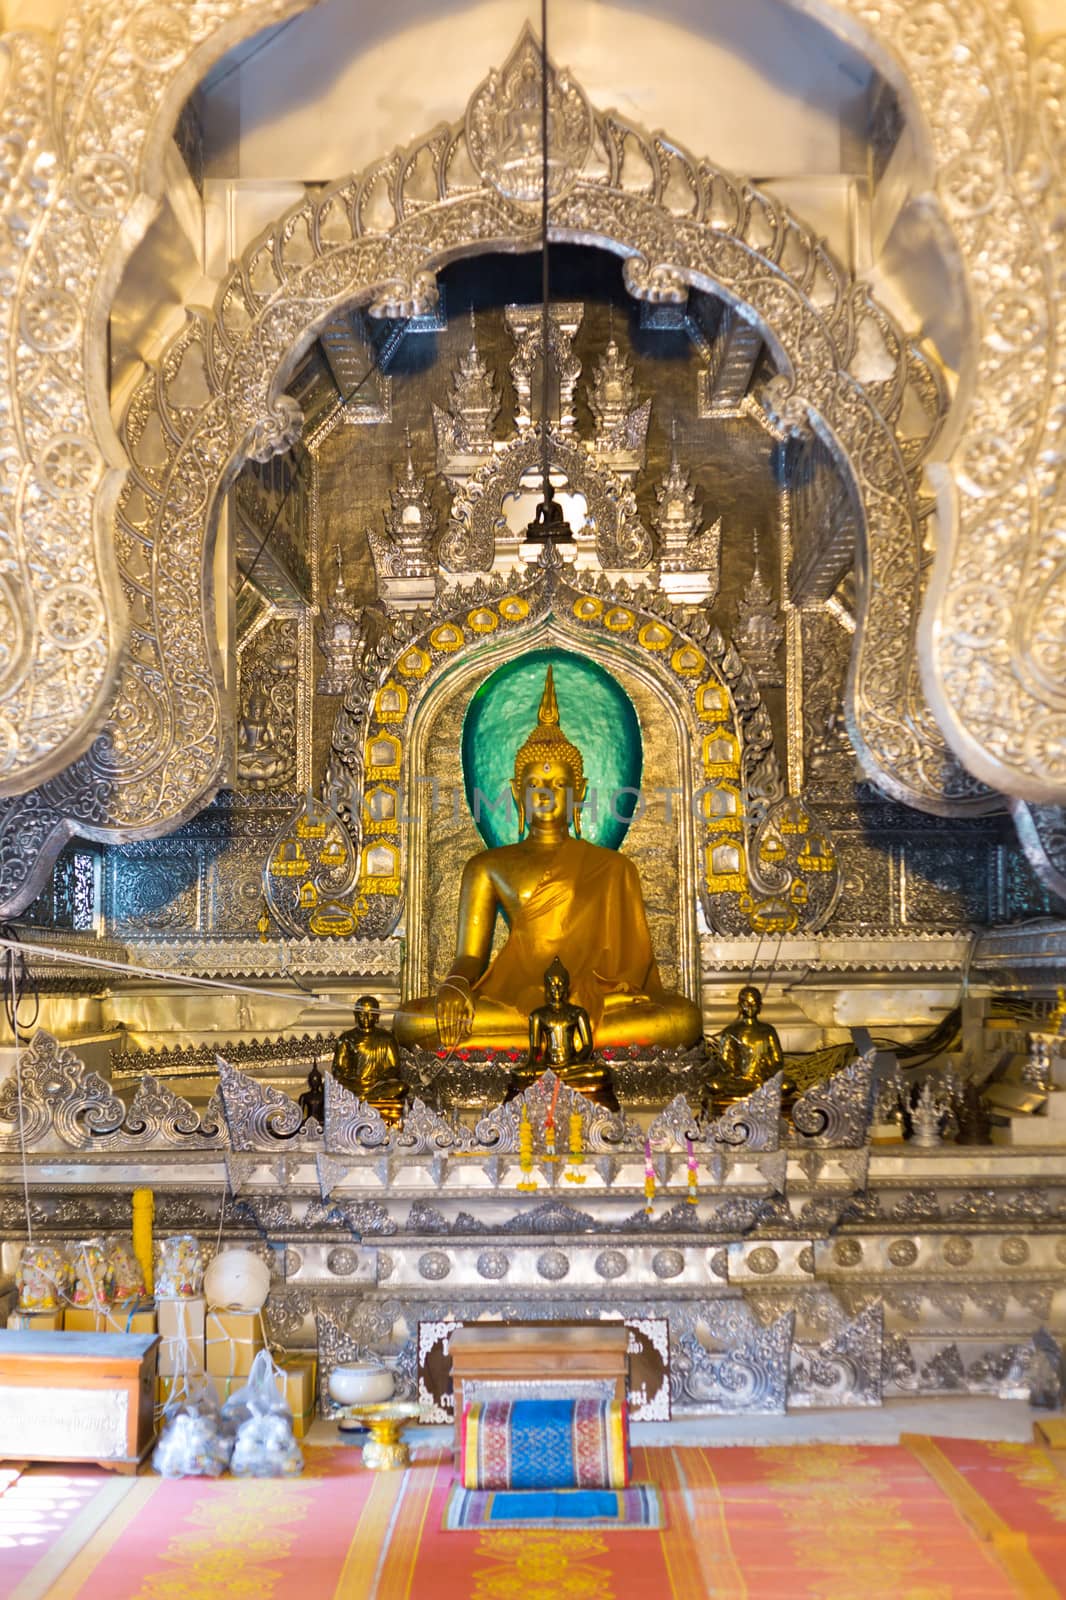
[[132, 1187, 155, 1297]]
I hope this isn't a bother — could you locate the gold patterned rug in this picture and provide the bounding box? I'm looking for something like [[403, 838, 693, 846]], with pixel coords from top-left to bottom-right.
[[5, 1438, 1064, 1599]]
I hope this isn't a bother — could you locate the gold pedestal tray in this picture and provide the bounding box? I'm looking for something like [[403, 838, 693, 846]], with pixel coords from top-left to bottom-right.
[[338, 1400, 420, 1470]]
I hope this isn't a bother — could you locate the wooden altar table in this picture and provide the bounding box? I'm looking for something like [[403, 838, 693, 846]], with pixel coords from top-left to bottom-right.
[[448, 1323, 629, 1449]]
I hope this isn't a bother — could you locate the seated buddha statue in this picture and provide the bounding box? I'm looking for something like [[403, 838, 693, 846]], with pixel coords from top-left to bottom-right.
[[332, 996, 405, 1125], [393, 666, 701, 1053], [505, 957, 618, 1109]]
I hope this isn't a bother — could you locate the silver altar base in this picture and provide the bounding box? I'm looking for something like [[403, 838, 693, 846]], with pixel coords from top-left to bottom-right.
[[1, 1042, 1062, 1420]]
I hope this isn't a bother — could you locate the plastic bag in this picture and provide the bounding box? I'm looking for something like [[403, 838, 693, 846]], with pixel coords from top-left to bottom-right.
[[16, 1243, 70, 1311], [155, 1233, 203, 1297], [223, 1349, 303, 1477], [106, 1235, 146, 1302], [230, 1411, 303, 1478], [153, 1392, 233, 1478], [220, 1348, 291, 1431], [70, 1238, 113, 1308]]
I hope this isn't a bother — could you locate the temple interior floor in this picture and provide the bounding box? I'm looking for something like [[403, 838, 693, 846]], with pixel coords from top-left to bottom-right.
[[4, 1403, 1065, 1600]]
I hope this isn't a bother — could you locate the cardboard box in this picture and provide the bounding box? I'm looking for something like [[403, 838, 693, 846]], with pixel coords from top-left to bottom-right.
[[207, 1360, 316, 1434], [205, 1309, 263, 1378], [157, 1373, 216, 1409], [276, 1355, 316, 1437], [6, 1310, 63, 1331], [100, 1306, 156, 1336], [64, 1306, 104, 1332], [66, 1306, 156, 1334], [157, 1295, 206, 1377]]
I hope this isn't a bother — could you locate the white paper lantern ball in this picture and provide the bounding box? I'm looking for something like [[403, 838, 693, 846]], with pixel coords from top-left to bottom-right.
[[203, 1247, 271, 1311]]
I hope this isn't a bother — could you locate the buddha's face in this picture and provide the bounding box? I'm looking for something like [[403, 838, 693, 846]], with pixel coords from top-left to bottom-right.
[[513, 755, 586, 831], [354, 998, 380, 1034], [545, 970, 569, 1005], [738, 986, 761, 1021]]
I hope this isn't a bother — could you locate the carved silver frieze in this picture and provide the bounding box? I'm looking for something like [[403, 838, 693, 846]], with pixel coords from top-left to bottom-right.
[[788, 1302, 884, 1409], [236, 616, 298, 794], [322, 1071, 391, 1154], [676, 1312, 794, 1413], [216, 1055, 321, 1152], [432, 313, 500, 479], [365, 432, 438, 589], [734, 539, 784, 687], [465, 27, 593, 203], [653, 441, 721, 606], [0, 1031, 125, 1152], [505, 302, 583, 435], [707, 1074, 783, 1153], [586, 338, 650, 477], [315, 549, 367, 696], [439, 432, 652, 574], [791, 1050, 874, 1148]]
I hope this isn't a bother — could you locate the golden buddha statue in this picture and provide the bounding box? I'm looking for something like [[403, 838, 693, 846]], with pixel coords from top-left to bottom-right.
[[505, 957, 618, 1108], [393, 666, 701, 1052], [332, 996, 405, 1124], [702, 984, 790, 1113]]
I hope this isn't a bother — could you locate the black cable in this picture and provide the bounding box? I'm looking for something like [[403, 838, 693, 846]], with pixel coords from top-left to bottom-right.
[[1, 923, 40, 1040], [538, 0, 551, 503]]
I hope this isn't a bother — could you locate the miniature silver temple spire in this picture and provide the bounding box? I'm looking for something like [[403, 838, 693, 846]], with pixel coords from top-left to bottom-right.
[[654, 424, 721, 604], [734, 533, 784, 684]]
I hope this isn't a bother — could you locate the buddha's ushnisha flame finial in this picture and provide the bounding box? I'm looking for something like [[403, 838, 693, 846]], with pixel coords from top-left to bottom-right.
[[538, 664, 560, 727], [513, 666, 586, 825]]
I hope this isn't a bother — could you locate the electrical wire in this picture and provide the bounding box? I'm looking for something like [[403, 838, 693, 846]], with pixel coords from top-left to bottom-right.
[[1, 923, 39, 1040], [0, 934, 335, 1006], [538, 0, 552, 506]]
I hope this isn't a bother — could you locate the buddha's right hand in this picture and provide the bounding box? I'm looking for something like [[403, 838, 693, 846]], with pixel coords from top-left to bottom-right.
[[436, 977, 474, 1050]]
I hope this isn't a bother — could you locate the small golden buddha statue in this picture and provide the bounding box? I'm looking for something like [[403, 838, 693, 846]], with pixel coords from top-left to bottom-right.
[[703, 984, 789, 1113], [332, 997, 405, 1125], [393, 666, 701, 1053], [506, 957, 617, 1109]]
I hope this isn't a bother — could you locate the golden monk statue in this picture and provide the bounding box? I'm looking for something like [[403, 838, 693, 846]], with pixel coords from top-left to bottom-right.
[[703, 984, 789, 1112], [393, 666, 701, 1052], [332, 996, 405, 1125]]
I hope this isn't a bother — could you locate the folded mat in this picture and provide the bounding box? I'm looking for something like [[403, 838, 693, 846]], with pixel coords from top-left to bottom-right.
[[460, 1397, 629, 1490]]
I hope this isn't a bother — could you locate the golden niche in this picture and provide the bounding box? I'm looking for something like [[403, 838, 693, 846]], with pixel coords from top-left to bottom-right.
[[393, 666, 701, 1052]]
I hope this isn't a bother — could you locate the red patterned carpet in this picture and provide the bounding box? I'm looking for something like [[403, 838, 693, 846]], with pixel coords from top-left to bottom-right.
[[1, 1439, 1063, 1599]]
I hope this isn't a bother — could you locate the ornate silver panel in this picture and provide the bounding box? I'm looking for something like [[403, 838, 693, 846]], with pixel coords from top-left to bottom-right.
[[791, 1051, 874, 1148], [0, 20, 983, 914]]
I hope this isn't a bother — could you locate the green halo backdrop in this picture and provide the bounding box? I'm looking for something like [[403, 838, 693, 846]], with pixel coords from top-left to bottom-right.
[[461, 647, 643, 850]]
